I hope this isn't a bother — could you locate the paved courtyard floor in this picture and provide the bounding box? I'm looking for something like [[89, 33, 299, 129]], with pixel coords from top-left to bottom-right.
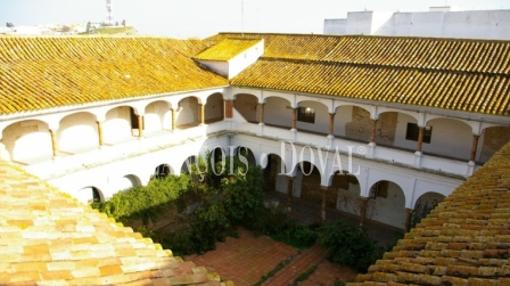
[[186, 229, 357, 286]]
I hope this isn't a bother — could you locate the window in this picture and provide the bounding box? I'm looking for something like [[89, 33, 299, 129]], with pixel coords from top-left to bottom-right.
[[371, 181, 388, 199], [297, 106, 315, 123], [406, 123, 432, 143]]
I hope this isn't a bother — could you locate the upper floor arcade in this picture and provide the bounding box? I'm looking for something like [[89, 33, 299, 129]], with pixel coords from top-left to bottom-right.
[[0, 85, 508, 180]]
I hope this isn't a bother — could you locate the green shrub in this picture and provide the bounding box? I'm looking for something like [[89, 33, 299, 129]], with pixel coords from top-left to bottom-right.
[[318, 221, 382, 272], [93, 174, 190, 220]]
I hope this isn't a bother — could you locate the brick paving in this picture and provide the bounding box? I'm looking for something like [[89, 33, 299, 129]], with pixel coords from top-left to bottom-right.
[[299, 261, 357, 286], [186, 229, 298, 286], [263, 244, 328, 286]]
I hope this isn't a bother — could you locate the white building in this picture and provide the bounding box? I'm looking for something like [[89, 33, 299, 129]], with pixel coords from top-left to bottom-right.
[[324, 7, 510, 40], [0, 33, 509, 231]]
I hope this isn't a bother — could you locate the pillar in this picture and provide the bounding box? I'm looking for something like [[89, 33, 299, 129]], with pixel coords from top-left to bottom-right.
[[328, 113, 335, 137], [171, 108, 177, 131], [96, 121, 104, 146], [49, 129, 58, 158], [224, 99, 233, 119], [137, 115, 144, 138], [416, 126, 425, 153], [405, 208, 413, 232], [258, 103, 265, 125], [359, 197, 369, 227], [320, 186, 327, 222], [199, 103, 205, 125], [470, 134, 480, 163], [370, 119, 377, 144], [287, 176, 294, 212], [291, 108, 297, 130]]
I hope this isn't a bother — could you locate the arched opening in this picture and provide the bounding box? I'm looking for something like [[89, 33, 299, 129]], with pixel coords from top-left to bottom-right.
[[113, 174, 142, 191], [367, 180, 406, 229], [424, 118, 472, 160], [376, 111, 417, 150], [297, 101, 329, 135], [77, 186, 104, 204], [144, 101, 171, 134], [205, 93, 224, 124], [479, 126, 510, 163], [154, 164, 172, 179], [264, 97, 293, 128], [2, 120, 53, 163], [335, 105, 371, 142], [263, 154, 286, 192], [234, 146, 256, 166], [103, 106, 137, 144], [176, 97, 200, 129], [234, 94, 259, 123], [295, 161, 322, 204], [58, 112, 99, 154], [330, 171, 361, 216], [412, 192, 445, 227], [181, 155, 198, 174]]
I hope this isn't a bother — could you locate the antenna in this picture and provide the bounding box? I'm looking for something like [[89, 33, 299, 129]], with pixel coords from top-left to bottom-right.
[[106, 0, 113, 25]]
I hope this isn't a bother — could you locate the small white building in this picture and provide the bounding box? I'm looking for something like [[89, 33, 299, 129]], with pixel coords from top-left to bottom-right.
[[324, 7, 510, 40]]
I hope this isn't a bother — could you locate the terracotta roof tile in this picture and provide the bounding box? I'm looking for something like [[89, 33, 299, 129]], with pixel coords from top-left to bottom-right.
[[0, 36, 228, 115], [0, 161, 226, 285], [194, 39, 261, 61], [347, 142, 510, 285]]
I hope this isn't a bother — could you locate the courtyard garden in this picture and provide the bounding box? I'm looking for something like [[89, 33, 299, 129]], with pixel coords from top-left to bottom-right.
[[93, 152, 388, 285]]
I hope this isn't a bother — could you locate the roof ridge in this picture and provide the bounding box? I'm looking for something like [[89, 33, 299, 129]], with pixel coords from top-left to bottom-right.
[[258, 56, 510, 77]]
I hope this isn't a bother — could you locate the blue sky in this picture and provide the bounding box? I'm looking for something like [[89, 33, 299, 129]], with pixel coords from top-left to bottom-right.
[[0, 0, 509, 38]]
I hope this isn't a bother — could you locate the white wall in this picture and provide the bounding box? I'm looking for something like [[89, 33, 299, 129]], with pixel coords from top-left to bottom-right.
[[367, 182, 406, 229], [264, 97, 293, 127], [297, 101, 329, 134], [58, 112, 99, 154], [2, 120, 53, 163], [424, 118, 472, 160], [335, 181, 361, 216], [103, 106, 132, 144], [205, 93, 224, 122], [324, 9, 510, 40], [145, 101, 171, 133], [177, 97, 199, 126]]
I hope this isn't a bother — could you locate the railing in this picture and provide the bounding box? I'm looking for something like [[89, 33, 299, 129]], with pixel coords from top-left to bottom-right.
[[25, 119, 474, 180]]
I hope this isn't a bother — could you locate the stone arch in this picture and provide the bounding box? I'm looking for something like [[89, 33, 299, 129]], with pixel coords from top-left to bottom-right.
[[263, 96, 293, 128], [335, 105, 372, 142], [234, 146, 256, 166], [58, 112, 99, 154], [205, 93, 224, 123], [412, 192, 445, 227], [297, 100, 329, 135], [330, 171, 361, 216], [423, 117, 473, 160], [479, 125, 510, 163], [1, 119, 53, 163], [154, 164, 173, 179], [144, 100, 171, 133], [294, 161, 323, 204], [76, 186, 104, 204], [103, 106, 137, 144], [112, 174, 142, 192], [367, 180, 406, 229], [180, 155, 199, 174], [176, 96, 200, 128], [234, 93, 259, 123], [263, 153, 286, 192], [376, 111, 417, 148]]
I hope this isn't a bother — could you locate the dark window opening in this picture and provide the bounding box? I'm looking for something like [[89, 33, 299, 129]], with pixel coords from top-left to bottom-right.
[[406, 123, 432, 143], [371, 181, 388, 199], [130, 108, 139, 129], [297, 106, 315, 124]]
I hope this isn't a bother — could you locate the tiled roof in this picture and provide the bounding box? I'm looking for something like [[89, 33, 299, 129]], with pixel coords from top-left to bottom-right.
[[213, 33, 510, 116], [0, 36, 228, 115], [348, 142, 510, 285], [0, 161, 226, 285], [194, 39, 261, 61]]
